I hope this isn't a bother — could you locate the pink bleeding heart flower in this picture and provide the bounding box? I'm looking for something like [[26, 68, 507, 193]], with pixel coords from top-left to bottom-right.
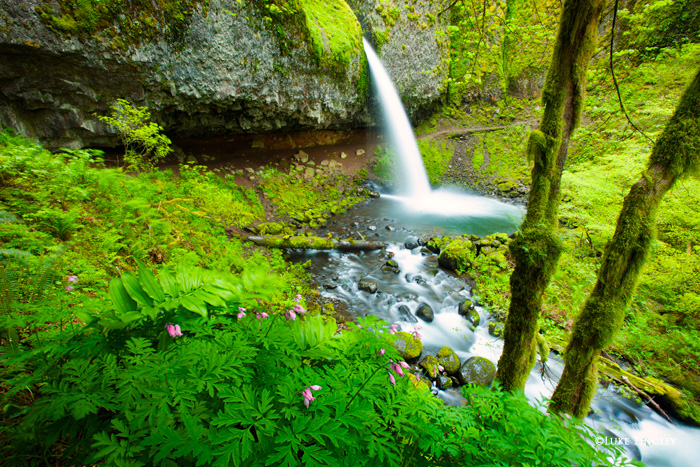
[[166, 323, 182, 338], [66, 275, 78, 283], [388, 370, 396, 385], [237, 307, 246, 319], [296, 294, 302, 302], [302, 385, 322, 408], [286, 310, 297, 321], [390, 360, 405, 377], [438, 364, 445, 372], [65, 285, 74, 292], [399, 361, 410, 369], [389, 323, 398, 335], [379, 348, 386, 356], [293, 304, 305, 314]]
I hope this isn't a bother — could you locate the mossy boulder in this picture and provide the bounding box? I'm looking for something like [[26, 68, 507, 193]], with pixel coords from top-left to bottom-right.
[[419, 354, 441, 379], [436, 346, 460, 374], [394, 331, 422, 360], [438, 238, 475, 272], [457, 356, 496, 387], [427, 235, 452, 254], [415, 303, 434, 323], [437, 373, 453, 390], [458, 299, 473, 316]]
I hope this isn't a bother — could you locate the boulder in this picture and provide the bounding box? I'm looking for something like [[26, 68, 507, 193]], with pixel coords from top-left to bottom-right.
[[415, 303, 434, 323], [437, 238, 475, 272], [419, 354, 441, 379], [436, 346, 460, 374], [394, 331, 422, 360], [457, 299, 473, 316], [397, 304, 418, 323], [457, 357, 496, 387], [358, 279, 378, 294], [437, 374, 453, 390]]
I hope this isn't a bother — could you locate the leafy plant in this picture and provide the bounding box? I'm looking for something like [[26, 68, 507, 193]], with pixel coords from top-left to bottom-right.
[[98, 99, 171, 170]]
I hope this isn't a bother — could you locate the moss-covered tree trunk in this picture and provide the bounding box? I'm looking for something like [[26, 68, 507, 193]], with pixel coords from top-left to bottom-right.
[[549, 67, 700, 418], [495, 0, 604, 391]]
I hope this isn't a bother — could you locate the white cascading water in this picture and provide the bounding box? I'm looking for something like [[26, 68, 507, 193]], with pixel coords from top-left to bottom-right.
[[363, 38, 432, 197]]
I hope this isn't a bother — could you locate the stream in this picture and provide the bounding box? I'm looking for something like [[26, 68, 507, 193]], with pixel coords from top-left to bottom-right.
[[290, 191, 700, 467]]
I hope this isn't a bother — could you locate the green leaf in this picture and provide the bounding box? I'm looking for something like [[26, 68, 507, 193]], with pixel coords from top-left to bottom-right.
[[159, 269, 180, 297], [109, 277, 137, 314], [181, 295, 208, 318], [137, 259, 165, 302], [122, 271, 154, 307], [98, 318, 129, 330], [74, 309, 95, 325]]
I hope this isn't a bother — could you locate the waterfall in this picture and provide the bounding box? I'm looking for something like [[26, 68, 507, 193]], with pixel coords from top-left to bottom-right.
[[363, 38, 431, 198]]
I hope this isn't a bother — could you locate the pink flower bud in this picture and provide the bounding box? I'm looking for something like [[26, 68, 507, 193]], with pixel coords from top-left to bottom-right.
[[379, 348, 386, 356], [293, 304, 305, 313], [388, 371, 396, 385]]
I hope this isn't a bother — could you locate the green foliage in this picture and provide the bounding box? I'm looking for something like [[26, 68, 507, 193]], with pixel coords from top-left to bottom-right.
[[0, 280, 626, 466], [98, 99, 171, 170], [618, 0, 700, 59], [447, 0, 560, 104]]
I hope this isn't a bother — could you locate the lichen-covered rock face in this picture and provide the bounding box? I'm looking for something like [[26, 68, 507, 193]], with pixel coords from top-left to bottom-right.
[[0, 0, 449, 148], [457, 356, 496, 387], [394, 331, 422, 360]]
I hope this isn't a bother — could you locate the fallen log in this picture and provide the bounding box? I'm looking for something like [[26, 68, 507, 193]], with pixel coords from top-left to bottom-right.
[[245, 235, 387, 251]]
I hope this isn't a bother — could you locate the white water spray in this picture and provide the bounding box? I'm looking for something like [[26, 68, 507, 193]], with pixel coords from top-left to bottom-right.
[[363, 38, 431, 197]]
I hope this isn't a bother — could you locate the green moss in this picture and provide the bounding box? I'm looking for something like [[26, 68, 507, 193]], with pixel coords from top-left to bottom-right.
[[436, 346, 460, 374], [395, 331, 422, 360], [417, 138, 454, 184], [300, 0, 363, 69], [37, 0, 207, 45], [438, 238, 475, 273]]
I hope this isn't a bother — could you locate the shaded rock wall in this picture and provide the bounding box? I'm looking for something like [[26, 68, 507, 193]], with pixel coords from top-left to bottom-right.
[[0, 0, 448, 148]]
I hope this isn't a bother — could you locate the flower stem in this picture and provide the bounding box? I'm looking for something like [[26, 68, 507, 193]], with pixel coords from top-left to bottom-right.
[[344, 365, 384, 411]]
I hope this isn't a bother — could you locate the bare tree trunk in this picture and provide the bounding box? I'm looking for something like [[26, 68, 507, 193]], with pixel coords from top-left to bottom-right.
[[496, 0, 604, 391], [549, 68, 700, 417]]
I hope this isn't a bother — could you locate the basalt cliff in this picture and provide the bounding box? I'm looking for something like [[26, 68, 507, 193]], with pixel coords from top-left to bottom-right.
[[0, 0, 449, 148]]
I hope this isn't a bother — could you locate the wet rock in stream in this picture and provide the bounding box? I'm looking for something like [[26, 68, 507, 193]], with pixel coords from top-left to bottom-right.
[[397, 304, 418, 323], [415, 303, 434, 323], [358, 279, 378, 294]]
